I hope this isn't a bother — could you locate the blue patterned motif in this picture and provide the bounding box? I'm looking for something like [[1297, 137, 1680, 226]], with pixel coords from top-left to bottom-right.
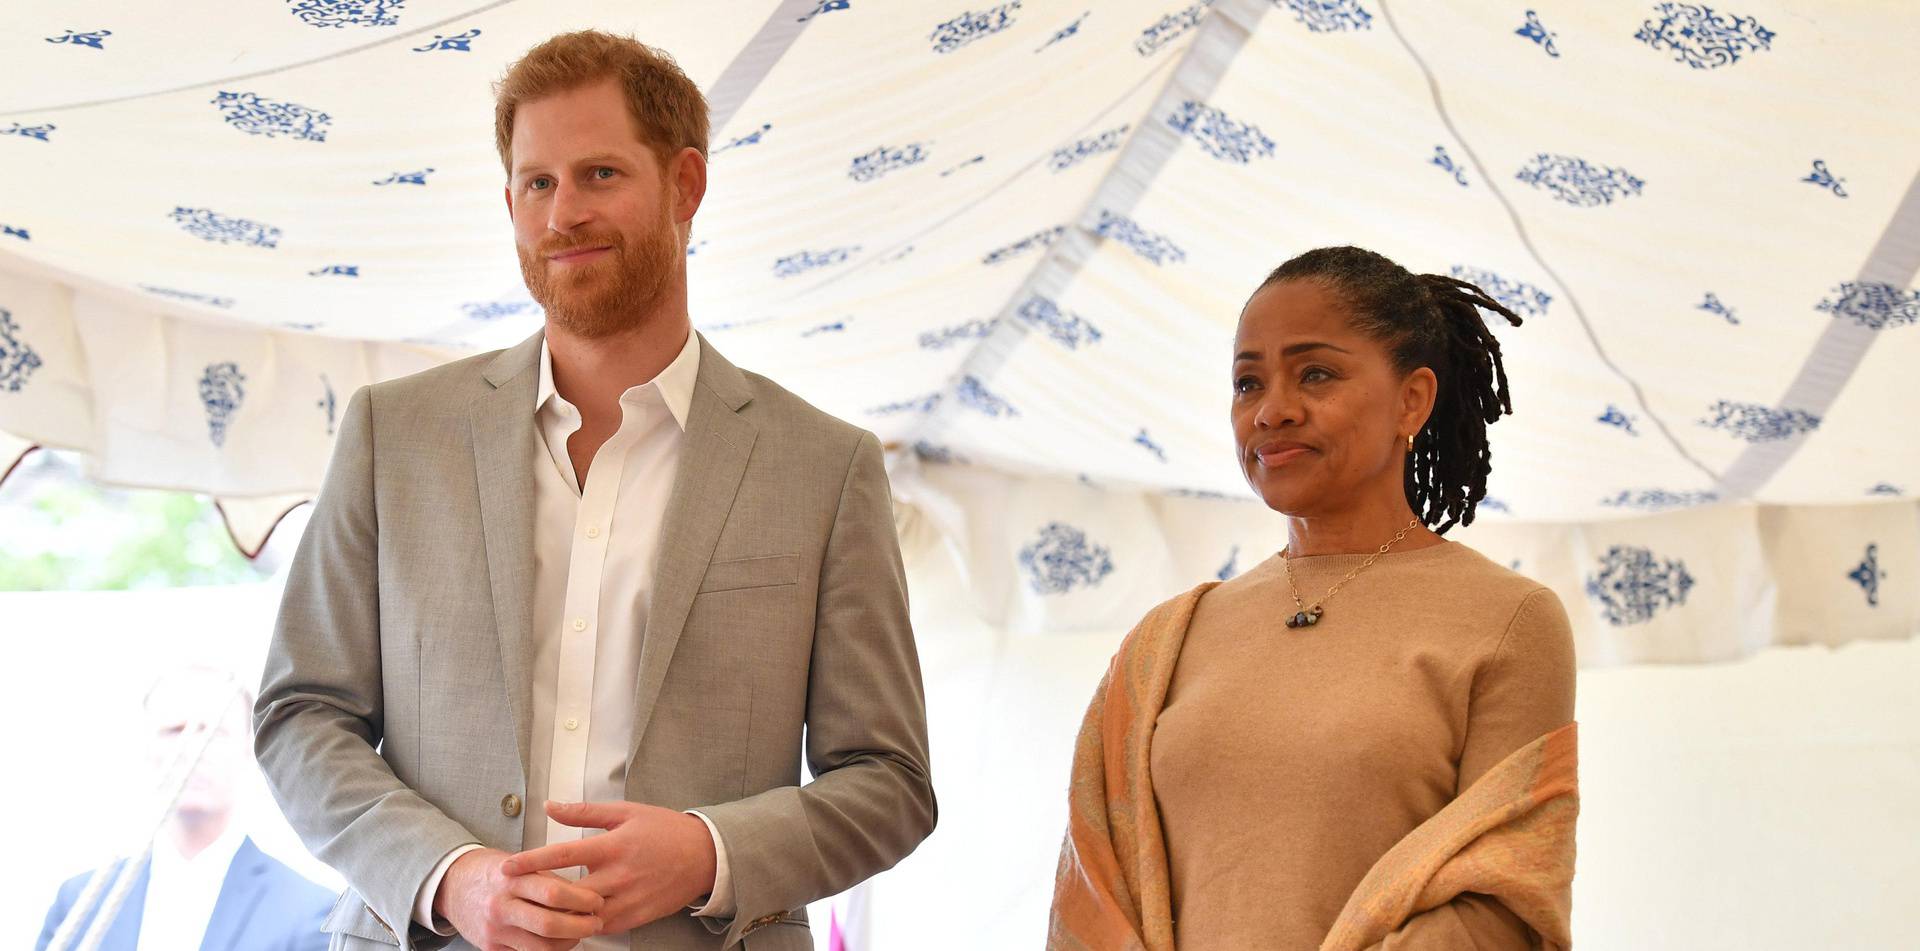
[[982, 225, 1065, 265], [1279, 0, 1372, 33], [1135, 428, 1168, 462], [802, 320, 847, 337], [1166, 101, 1275, 164], [773, 246, 861, 278], [461, 296, 539, 321], [1515, 153, 1644, 207], [1586, 544, 1695, 626], [1698, 292, 1739, 324], [956, 375, 1018, 417], [1699, 399, 1820, 442], [1597, 404, 1640, 436], [0, 308, 44, 394], [2, 225, 29, 242], [914, 440, 970, 465], [372, 167, 434, 186], [199, 362, 247, 447], [714, 124, 772, 154], [169, 207, 281, 248], [0, 123, 55, 142], [309, 265, 360, 277], [1449, 265, 1552, 318], [1848, 544, 1885, 607], [1049, 125, 1130, 172], [1816, 281, 1919, 330], [289, 0, 406, 28], [212, 91, 331, 143], [798, 0, 851, 23], [1599, 488, 1719, 511], [1867, 483, 1903, 496], [1016, 295, 1103, 349], [140, 284, 236, 308], [848, 144, 928, 182], [1093, 210, 1184, 266], [867, 392, 943, 416], [1019, 522, 1115, 595], [1801, 159, 1847, 198], [412, 28, 480, 52], [1037, 12, 1090, 52], [1515, 10, 1560, 57], [1136, 1, 1213, 56], [1479, 497, 1512, 514], [930, 3, 1022, 54], [1216, 545, 1240, 581], [1431, 145, 1469, 186], [46, 30, 112, 50], [1635, 3, 1774, 70], [318, 373, 337, 436], [919, 318, 996, 350]]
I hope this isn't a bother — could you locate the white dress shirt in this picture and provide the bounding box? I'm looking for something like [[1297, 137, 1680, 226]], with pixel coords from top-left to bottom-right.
[[136, 823, 245, 951], [415, 330, 733, 941]]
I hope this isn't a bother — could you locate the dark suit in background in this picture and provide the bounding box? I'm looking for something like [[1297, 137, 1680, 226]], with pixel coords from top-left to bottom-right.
[[37, 837, 331, 951]]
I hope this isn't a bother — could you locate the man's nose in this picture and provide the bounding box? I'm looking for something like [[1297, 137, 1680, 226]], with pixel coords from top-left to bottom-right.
[[547, 179, 593, 234]]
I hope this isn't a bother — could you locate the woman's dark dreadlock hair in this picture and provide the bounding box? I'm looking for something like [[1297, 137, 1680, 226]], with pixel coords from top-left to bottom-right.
[[1257, 246, 1521, 535]]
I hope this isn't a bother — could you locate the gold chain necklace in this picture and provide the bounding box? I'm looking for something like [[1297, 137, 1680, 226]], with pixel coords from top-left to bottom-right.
[[1280, 517, 1422, 629]]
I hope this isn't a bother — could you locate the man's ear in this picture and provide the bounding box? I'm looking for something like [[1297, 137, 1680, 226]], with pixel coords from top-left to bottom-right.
[[672, 147, 708, 226], [503, 183, 514, 219]]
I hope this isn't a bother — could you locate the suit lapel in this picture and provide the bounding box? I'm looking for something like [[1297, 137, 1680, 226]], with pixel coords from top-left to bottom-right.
[[629, 336, 756, 764], [472, 333, 543, 776], [198, 839, 267, 951]]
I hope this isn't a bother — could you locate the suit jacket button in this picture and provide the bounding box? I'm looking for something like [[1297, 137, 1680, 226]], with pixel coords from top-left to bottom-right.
[[502, 794, 522, 818]]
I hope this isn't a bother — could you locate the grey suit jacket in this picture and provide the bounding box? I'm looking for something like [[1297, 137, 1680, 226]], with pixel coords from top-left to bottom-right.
[[254, 331, 935, 951]]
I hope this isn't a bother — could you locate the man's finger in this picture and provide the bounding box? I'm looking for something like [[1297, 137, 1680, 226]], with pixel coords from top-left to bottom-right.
[[544, 798, 632, 830], [501, 838, 603, 876], [496, 923, 580, 951], [503, 896, 602, 941], [509, 872, 604, 914]]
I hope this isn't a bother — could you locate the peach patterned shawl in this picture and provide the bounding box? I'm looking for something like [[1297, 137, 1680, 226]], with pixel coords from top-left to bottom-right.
[[1047, 583, 1578, 951]]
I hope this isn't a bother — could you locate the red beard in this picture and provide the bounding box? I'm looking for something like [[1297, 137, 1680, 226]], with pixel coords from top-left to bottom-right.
[[519, 202, 680, 339]]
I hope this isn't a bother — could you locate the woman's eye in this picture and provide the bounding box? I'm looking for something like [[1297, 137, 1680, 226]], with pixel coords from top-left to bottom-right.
[[1301, 367, 1333, 384], [1233, 375, 1260, 394]]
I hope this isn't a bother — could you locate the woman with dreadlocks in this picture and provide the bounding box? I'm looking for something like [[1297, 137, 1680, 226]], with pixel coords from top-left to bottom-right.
[[1050, 247, 1578, 950]]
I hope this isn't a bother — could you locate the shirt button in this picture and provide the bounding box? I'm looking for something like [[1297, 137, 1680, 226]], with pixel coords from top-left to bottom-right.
[[501, 794, 522, 818], [564, 717, 579, 731], [586, 525, 600, 539], [572, 618, 586, 631]]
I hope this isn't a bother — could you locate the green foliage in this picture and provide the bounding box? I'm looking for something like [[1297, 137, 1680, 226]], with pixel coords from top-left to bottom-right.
[[0, 459, 267, 590]]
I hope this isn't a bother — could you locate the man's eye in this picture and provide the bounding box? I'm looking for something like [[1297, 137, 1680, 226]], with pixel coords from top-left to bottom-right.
[[593, 167, 616, 180], [529, 177, 552, 190]]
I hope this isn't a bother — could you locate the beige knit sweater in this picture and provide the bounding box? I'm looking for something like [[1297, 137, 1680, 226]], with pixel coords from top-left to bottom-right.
[[1149, 540, 1576, 948]]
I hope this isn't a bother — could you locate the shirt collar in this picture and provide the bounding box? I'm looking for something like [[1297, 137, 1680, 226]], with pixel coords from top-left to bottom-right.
[[151, 821, 246, 878], [536, 328, 701, 432]]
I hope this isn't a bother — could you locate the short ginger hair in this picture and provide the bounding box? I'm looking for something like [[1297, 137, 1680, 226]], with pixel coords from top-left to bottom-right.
[[493, 30, 710, 173]]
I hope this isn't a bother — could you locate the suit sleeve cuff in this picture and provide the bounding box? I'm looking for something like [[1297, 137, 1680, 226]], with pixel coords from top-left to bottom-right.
[[414, 843, 483, 934], [685, 810, 734, 918]]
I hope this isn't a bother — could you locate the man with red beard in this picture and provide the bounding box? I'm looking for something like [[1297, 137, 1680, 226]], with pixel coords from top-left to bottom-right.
[[255, 31, 935, 951]]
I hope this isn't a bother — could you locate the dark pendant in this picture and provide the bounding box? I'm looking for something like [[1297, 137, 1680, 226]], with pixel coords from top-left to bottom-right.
[[1307, 608, 1323, 626], [1289, 611, 1309, 629]]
